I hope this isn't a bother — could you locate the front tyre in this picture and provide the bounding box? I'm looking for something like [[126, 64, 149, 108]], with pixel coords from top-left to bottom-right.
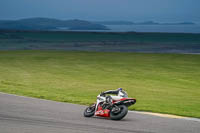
[[84, 104, 95, 117], [110, 105, 128, 120]]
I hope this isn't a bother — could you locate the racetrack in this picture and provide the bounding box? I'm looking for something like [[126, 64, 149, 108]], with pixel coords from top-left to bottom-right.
[[0, 93, 199, 133]]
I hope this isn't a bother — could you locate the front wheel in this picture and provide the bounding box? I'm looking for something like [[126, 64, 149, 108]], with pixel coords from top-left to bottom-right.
[[110, 105, 128, 120], [84, 104, 96, 117]]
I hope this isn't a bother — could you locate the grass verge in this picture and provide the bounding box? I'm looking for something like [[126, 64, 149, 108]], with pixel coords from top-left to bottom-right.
[[0, 50, 200, 118]]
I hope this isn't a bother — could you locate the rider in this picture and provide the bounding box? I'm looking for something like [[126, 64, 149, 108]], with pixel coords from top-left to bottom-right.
[[100, 88, 124, 105]]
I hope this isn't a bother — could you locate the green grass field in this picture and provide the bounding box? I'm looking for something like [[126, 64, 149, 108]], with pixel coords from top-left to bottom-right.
[[0, 50, 200, 118]]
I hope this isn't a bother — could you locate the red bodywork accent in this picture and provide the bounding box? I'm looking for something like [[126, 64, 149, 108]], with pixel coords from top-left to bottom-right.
[[120, 98, 136, 101], [113, 98, 136, 103], [95, 105, 110, 117]]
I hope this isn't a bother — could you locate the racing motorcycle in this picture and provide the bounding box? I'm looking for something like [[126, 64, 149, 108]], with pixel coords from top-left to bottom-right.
[[83, 90, 136, 120]]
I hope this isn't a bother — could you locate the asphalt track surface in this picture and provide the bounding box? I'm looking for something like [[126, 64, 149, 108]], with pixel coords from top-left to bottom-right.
[[0, 93, 199, 133]]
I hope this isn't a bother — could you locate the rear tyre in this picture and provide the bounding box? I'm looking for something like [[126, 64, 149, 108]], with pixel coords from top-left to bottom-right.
[[84, 104, 95, 117], [110, 105, 128, 120]]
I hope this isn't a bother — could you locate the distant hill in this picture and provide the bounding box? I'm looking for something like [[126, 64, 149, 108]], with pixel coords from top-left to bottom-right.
[[0, 18, 196, 31], [0, 18, 109, 30], [94, 21, 134, 25], [161, 22, 196, 25], [136, 21, 160, 25], [94, 20, 196, 25]]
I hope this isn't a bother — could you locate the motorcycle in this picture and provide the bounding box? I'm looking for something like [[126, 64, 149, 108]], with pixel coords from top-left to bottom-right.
[[83, 90, 136, 120]]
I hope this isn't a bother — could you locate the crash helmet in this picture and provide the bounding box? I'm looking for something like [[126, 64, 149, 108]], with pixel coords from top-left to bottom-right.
[[106, 95, 112, 104]]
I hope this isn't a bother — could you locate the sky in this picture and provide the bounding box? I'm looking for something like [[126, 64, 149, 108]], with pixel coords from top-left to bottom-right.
[[0, 0, 200, 22]]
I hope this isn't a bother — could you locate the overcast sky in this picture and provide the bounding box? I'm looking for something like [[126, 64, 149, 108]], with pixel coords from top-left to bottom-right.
[[0, 0, 199, 22]]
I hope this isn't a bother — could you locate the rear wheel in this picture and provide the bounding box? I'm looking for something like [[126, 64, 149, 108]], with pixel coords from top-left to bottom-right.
[[110, 105, 128, 120], [84, 104, 95, 117]]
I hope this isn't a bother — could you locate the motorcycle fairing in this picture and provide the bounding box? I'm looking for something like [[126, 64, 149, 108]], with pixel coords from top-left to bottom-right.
[[95, 104, 110, 117]]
